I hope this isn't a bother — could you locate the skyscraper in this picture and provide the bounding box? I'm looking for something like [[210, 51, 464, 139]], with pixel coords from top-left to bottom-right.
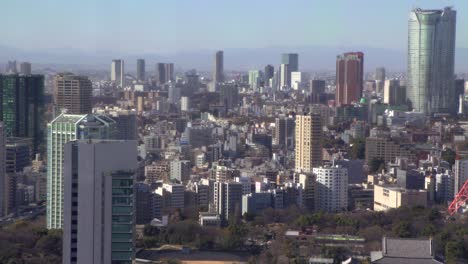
[[336, 52, 364, 107], [0, 74, 45, 153], [375, 67, 386, 81], [19, 62, 32, 75], [214, 181, 242, 224], [264, 65, 274, 85], [295, 114, 322, 173], [5, 61, 17, 74], [248, 70, 262, 91], [62, 140, 137, 264], [219, 83, 239, 111], [213, 50, 224, 87], [407, 7, 456, 114], [279, 64, 289, 90], [0, 122, 5, 216], [47, 114, 116, 229], [281, 53, 298, 72], [111, 59, 124, 87], [384, 79, 402, 105], [156, 63, 174, 84], [281, 53, 298, 89], [54, 73, 93, 114], [136, 59, 145, 81]]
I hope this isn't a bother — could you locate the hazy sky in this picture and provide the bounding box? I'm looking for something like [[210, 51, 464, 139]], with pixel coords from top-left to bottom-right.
[[2, 0, 466, 54]]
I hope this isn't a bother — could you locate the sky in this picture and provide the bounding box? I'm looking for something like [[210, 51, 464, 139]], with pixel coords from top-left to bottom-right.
[[2, 0, 467, 54]]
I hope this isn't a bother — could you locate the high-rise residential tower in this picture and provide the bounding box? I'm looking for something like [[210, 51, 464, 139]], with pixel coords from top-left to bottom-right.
[[0, 74, 45, 153], [47, 114, 116, 229], [136, 59, 145, 81], [62, 140, 137, 264], [336, 52, 364, 107], [111, 59, 124, 87], [407, 7, 456, 114], [295, 114, 322, 173], [54, 73, 93, 115], [213, 50, 224, 87]]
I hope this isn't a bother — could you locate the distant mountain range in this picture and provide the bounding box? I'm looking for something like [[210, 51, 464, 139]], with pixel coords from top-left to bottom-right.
[[1, 45, 467, 73]]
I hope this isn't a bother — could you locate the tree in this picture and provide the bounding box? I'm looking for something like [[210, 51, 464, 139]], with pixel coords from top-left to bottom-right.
[[445, 241, 464, 264], [369, 158, 385, 173], [392, 221, 412, 238], [350, 139, 365, 160]]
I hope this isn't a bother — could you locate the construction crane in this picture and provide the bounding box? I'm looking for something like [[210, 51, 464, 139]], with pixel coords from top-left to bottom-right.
[[448, 180, 468, 215]]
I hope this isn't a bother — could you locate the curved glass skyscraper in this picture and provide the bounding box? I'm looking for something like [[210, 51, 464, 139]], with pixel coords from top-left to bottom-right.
[[407, 7, 456, 114]]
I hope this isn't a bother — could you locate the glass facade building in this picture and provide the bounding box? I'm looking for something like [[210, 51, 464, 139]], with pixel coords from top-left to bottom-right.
[[47, 114, 116, 229], [0, 74, 45, 153], [407, 7, 456, 114]]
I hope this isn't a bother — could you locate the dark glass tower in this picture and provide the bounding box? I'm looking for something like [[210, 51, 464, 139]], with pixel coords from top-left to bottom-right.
[[0, 74, 45, 153]]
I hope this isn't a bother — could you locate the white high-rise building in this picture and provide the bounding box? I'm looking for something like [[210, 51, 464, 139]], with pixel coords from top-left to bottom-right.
[[279, 64, 289, 90], [454, 159, 468, 197], [62, 140, 137, 264], [407, 7, 456, 114], [383, 79, 400, 105], [181, 96, 190, 111], [47, 114, 116, 229], [213, 181, 242, 224], [313, 164, 348, 212], [111, 59, 125, 87], [290, 71, 302, 90]]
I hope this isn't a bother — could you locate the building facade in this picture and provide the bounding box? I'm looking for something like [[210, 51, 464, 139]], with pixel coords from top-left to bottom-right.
[[336, 52, 364, 106], [47, 114, 116, 229], [295, 114, 322, 173], [54, 73, 93, 114], [62, 140, 137, 264], [407, 7, 456, 114]]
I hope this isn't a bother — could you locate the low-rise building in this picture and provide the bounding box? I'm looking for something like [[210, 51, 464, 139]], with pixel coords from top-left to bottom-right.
[[373, 185, 428, 211]]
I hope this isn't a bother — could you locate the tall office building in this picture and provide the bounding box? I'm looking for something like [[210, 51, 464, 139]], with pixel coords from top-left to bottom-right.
[[248, 70, 262, 90], [274, 116, 295, 149], [407, 7, 456, 114], [313, 164, 348, 212], [156, 63, 174, 84], [213, 181, 242, 224], [279, 64, 289, 90], [375, 67, 386, 81], [0, 123, 5, 216], [281, 53, 298, 89], [62, 140, 137, 264], [281, 53, 299, 72], [213, 51, 224, 86], [136, 59, 145, 81], [219, 83, 239, 111], [264, 65, 274, 85], [383, 79, 403, 105], [295, 114, 322, 173], [54, 73, 92, 114], [0, 74, 45, 153], [19, 62, 32, 75], [111, 59, 125, 87], [291, 71, 302, 90], [336, 52, 364, 107], [47, 114, 116, 229]]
